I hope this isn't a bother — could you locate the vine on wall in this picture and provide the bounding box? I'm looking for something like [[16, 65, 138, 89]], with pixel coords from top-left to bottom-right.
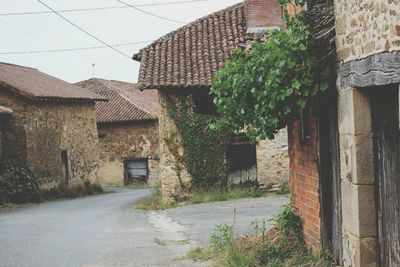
[[164, 95, 229, 189], [211, 0, 329, 141]]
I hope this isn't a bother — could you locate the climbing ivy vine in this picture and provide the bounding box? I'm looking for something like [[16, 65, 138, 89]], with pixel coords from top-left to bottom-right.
[[164, 95, 229, 190], [211, 0, 328, 140]]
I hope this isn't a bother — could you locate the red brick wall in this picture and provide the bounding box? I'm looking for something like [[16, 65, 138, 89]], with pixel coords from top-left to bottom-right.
[[245, 0, 283, 28], [288, 107, 322, 253]]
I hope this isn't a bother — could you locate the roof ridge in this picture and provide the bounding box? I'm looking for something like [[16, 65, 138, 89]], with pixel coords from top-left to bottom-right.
[[99, 79, 155, 118], [133, 1, 245, 60], [0, 62, 38, 71]]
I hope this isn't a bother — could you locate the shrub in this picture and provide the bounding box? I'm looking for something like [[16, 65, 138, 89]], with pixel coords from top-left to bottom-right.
[[0, 160, 40, 204]]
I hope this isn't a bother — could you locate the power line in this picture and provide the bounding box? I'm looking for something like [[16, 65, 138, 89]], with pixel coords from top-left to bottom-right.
[[36, 0, 132, 59], [116, 0, 186, 24], [0, 0, 209, 17], [0, 40, 153, 55]]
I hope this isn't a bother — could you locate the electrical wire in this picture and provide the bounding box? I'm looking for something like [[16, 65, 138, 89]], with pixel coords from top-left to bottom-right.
[[0, 40, 153, 55], [36, 0, 132, 59], [116, 0, 186, 24], [0, 0, 209, 17]]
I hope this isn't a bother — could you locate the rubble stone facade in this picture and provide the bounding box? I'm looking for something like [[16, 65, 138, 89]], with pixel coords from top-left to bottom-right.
[[97, 122, 159, 186], [0, 89, 100, 190], [256, 128, 289, 188], [335, 0, 400, 62], [334, 0, 400, 266], [158, 90, 192, 202]]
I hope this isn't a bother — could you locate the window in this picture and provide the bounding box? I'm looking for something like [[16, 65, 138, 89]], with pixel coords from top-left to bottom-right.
[[193, 89, 218, 115], [300, 104, 311, 143]]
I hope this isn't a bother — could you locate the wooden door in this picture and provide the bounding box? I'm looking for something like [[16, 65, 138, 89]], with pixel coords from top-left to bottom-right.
[[318, 89, 343, 265], [371, 85, 400, 267]]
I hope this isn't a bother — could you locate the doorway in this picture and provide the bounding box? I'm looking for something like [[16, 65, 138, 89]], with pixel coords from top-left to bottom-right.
[[124, 159, 148, 185], [60, 150, 69, 187], [370, 84, 400, 267], [318, 89, 343, 265]]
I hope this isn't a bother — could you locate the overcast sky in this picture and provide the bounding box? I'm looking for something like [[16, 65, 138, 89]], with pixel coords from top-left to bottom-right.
[[0, 0, 242, 84]]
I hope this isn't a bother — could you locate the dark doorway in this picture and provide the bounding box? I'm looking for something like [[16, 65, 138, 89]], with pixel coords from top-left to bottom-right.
[[60, 150, 69, 187], [370, 84, 400, 267], [318, 89, 343, 265], [227, 134, 257, 186], [124, 159, 148, 185]]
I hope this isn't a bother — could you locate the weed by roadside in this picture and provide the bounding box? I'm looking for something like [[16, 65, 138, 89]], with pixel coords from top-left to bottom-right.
[[276, 184, 291, 195], [135, 188, 267, 211], [185, 204, 332, 267], [135, 187, 178, 210]]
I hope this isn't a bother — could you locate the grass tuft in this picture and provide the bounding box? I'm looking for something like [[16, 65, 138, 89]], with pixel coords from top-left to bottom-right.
[[135, 187, 267, 211], [276, 184, 291, 195], [184, 204, 333, 267]]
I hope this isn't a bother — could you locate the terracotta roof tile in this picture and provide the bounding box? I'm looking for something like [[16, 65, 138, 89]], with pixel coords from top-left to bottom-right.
[[76, 78, 158, 123], [0, 62, 106, 102], [133, 2, 247, 90], [133, 1, 334, 90]]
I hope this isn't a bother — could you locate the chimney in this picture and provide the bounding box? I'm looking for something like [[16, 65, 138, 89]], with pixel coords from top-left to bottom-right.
[[245, 0, 283, 33]]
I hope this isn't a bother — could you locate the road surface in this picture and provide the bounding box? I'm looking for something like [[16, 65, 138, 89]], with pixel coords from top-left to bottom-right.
[[0, 188, 289, 267]]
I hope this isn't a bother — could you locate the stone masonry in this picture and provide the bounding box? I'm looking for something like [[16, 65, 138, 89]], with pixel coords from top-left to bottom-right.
[[158, 90, 192, 202], [338, 88, 378, 267], [256, 128, 289, 188], [334, 0, 400, 62], [97, 122, 159, 186], [0, 89, 100, 190], [334, 0, 400, 266]]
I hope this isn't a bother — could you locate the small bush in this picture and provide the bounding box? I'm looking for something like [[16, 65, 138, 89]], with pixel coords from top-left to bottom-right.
[[187, 204, 332, 267], [0, 160, 40, 204], [276, 184, 291, 195]]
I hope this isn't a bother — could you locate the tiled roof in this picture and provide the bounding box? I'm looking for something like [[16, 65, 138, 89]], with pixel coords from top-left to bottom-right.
[[133, 2, 247, 90], [0, 105, 13, 115], [0, 62, 106, 102], [75, 78, 158, 124]]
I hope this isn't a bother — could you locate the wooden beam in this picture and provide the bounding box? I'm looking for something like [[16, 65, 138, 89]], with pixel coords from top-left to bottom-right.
[[337, 51, 400, 89]]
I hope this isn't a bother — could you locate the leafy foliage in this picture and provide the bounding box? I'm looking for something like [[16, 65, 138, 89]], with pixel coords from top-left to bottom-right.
[[211, 0, 328, 140], [164, 95, 229, 189], [0, 160, 40, 204]]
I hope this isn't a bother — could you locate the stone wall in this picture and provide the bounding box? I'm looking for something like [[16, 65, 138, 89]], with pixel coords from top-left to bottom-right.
[[158, 89, 192, 202], [288, 108, 322, 253], [97, 122, 159, 186], [338, 87, 378, 267], [334, 0, 400, 62], [0, 88, 100, 190], [256, 128, 289, 188]]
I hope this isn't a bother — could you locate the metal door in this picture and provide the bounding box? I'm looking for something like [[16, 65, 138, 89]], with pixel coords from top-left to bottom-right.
[[124, 159, 148, 184]]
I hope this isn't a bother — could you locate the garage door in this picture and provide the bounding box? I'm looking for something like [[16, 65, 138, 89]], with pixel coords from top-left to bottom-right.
[[124, 159, 148, 184]]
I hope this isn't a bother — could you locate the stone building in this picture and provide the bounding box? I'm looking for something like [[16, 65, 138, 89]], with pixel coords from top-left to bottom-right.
[[0, 62, 105, 190], [76, 78, 160, 186], [133, 0, 289, 202], [288, 0, 400, 266]]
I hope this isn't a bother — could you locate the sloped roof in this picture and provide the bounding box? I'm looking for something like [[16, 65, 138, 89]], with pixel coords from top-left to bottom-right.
[[133, 1, 335, 90], [75, 78, 158, 124], [133, 2, 247, 90], [0, 105, 13, 115], [0, 62, 106, 102]]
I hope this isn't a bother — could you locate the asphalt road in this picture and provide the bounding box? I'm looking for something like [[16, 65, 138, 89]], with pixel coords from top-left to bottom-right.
[[0, 188, 289, 267]]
